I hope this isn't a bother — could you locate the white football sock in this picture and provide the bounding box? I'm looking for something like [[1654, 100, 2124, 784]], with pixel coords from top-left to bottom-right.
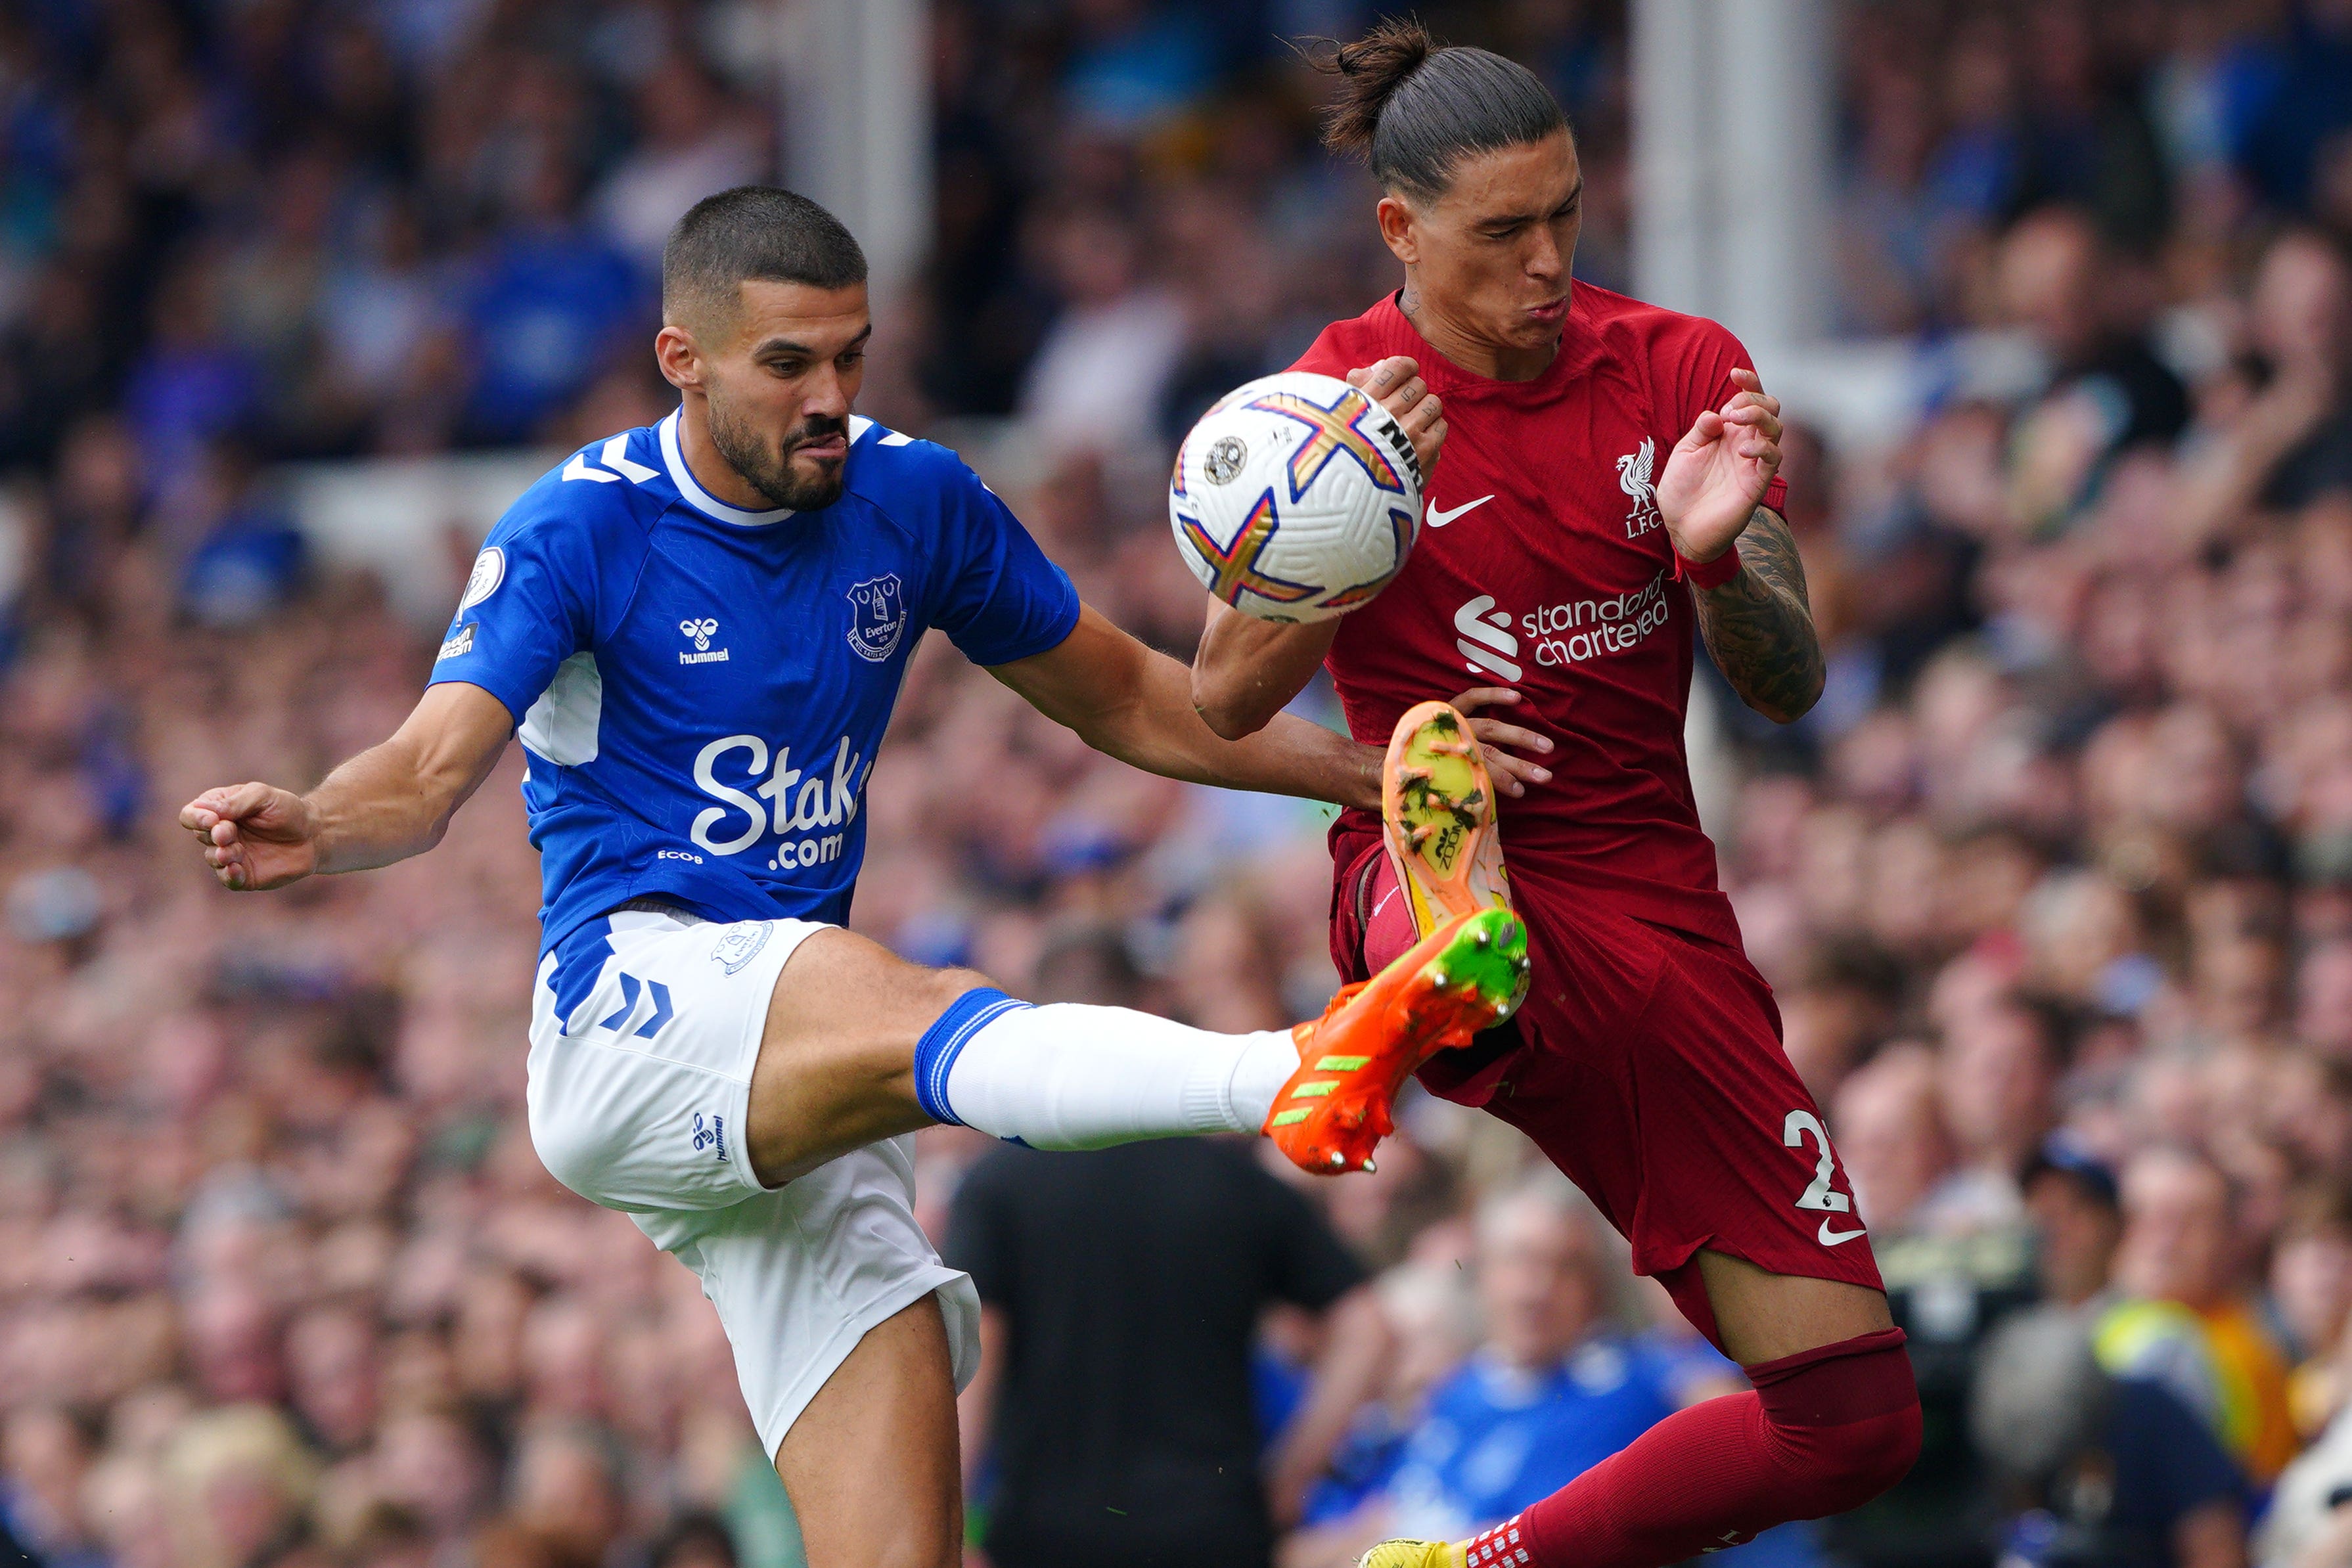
[[920, 991, 1298, 1149]]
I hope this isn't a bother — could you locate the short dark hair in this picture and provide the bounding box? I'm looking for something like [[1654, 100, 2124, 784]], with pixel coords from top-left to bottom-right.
[[662, 186, 867, 326], [1315, 18, 1568, 202], [2024, 1133, 2119, 1211]]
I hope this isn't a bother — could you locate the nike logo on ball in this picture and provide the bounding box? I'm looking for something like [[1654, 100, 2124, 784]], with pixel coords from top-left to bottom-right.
[[1817, 1218, 1868, 1247], [1426, 494, 1494, 527]]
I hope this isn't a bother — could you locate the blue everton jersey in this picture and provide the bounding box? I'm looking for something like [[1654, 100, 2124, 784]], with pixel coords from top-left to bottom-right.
[[1384, 1339, 1822, 1568], [1386, 1339, 1681, 1538], [429, 408, 1079, 952]]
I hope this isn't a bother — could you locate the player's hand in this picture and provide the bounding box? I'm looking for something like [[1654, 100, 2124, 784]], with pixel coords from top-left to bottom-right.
[[179, 782, 320, 891], [1655, 367, 1781, 568], [1447, 687, 1553, 798], [1347, 356, 1445, 491]]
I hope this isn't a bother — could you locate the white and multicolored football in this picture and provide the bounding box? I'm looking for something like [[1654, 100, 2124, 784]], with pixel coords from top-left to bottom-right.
[[1169, 371, 1424, 623]]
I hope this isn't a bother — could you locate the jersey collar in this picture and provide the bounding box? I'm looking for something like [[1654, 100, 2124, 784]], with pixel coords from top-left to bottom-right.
[[658, 409, 797, 527]]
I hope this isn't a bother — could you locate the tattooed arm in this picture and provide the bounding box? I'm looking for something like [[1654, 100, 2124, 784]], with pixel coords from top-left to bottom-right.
[[1653, 367, 1821, 725], [1692, 506, 1824, 725]]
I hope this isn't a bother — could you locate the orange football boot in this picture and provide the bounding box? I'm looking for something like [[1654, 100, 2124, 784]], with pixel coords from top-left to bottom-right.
[[1265, 907, 1528, 1175]]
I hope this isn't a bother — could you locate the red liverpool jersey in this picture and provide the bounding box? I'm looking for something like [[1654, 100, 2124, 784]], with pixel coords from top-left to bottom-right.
[[1291, 286, 1787, 950]]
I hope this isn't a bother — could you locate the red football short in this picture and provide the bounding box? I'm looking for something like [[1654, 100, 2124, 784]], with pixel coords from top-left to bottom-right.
[[1332, 830, 1884, 1350]]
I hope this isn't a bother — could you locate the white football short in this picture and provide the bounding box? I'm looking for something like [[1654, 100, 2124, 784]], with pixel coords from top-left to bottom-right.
[[526, 907, 980, 1457]]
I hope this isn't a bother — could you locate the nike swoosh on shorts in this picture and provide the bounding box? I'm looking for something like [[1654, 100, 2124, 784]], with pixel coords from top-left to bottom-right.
[[1426, 495, 1494, 527], [1817, 1217, 1868, 1246]]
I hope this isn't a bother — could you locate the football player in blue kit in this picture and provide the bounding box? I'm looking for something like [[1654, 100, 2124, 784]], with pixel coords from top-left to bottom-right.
[[179, 187, 1526, 1568]]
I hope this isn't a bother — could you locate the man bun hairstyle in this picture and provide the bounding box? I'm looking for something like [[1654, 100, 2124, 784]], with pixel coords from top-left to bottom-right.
[[662, 186, 867, 326], [1316, 17, 1568, 202]]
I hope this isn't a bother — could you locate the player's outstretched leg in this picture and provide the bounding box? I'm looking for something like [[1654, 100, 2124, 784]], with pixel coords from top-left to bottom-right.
[[741, 911, 1523, 1187], [777, 1293, 962, 1568]]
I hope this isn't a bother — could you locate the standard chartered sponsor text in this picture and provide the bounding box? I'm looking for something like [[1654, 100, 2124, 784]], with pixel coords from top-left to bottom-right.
[[1521, 569, 1673, 667]]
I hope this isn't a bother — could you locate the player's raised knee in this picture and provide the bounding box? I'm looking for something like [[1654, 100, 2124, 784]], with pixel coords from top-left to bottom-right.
[[1857, 1393, 1924, 1498], [1806, 1382, 1921, 1512], [1754, 1327, 1922, 1514], [919, 966, 994, 1018]]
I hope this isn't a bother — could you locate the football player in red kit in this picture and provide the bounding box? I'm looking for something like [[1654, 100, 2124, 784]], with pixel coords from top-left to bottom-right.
[[1189, 22, 1921, 1568]]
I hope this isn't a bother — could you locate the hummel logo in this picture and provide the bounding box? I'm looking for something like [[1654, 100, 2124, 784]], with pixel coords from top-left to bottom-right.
[[1817, 1218, 1868, 1246], [679, 617, 729, 665], [690, 1111, 730, 1163], [1426, 494, 1494, 528]]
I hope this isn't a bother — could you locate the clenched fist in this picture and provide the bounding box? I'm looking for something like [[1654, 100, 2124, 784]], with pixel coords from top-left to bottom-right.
[[179, 782, 319, 891]]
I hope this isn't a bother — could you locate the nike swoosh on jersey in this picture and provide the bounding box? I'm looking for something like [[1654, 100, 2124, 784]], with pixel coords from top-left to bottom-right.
[[1817, 1218, 1868, 1246], [1426, 495, 1495, 527]]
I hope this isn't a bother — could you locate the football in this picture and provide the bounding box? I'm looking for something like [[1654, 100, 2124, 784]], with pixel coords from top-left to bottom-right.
[[1168, 370, 1425, 622]]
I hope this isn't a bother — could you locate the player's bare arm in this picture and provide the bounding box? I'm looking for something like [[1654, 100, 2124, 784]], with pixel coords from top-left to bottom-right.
[[1190, 605, 1339, 740], [178, 681, 513, 890], [1692, 506, 1825, 725], [1192, 602, 1552, 798], [1656, 366, 1825, 725], [993, 604, 1382, 810]]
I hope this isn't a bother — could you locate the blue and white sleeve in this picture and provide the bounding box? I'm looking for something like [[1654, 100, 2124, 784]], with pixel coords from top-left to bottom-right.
[[926, 460, 1081, 668], [427, 512, 591, 727]]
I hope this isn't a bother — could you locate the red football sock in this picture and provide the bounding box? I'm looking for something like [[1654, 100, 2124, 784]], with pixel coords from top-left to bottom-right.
[[1503, 1328, 1920, 1568]]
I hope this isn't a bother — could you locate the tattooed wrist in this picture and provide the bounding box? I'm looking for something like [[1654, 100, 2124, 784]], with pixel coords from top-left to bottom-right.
[[1694, 508, 1824, 724]]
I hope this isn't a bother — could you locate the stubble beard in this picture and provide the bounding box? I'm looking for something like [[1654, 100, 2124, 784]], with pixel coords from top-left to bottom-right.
[[707, 394, 847, 511]]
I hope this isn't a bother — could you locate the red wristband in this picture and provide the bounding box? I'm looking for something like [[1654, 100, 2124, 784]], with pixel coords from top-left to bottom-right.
[[1676, 547, 1742, 591]]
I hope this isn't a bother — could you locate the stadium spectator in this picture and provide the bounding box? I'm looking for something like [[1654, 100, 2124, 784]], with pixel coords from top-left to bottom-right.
[[1, 1406, 104, 1568], [1290, 1177, 1818, 1568], [591, 60, 770, 278], [1294, 1261, 1484, 1538], [1832, 1044, 1958, 1239], [1016, 204, 1188, 460], [1973, 1308, 2247, 1568], [2271, 1186, 2352, 1441], [1934, 998, 2063, 1234], [944, 924, 1386, 1568], [2023, 1137, 2127, 1314], [1997, 207, 2189, 532], [158, 1405, 321, 1568], [2106, 1146, 2300, 1487]]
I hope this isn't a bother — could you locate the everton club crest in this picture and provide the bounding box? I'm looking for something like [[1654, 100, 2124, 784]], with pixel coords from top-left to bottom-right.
[[845, 574, 907, 663]]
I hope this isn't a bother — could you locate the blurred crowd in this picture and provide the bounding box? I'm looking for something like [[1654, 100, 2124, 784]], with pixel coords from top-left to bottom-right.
[[5, 2, 2352, 1568]]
